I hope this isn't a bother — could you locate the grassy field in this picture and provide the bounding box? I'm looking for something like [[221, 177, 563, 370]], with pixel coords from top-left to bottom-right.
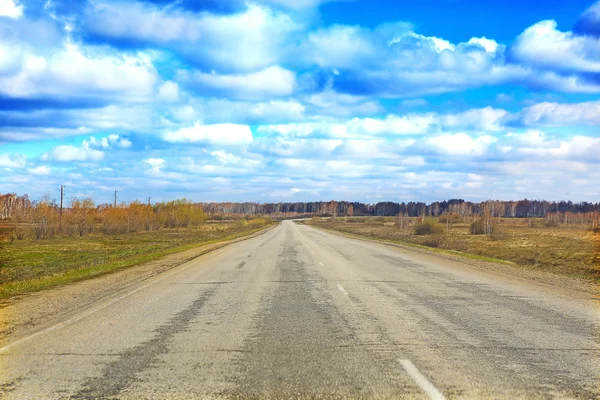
[[0, 220, 274, 298], [308, 217, 600, 281]]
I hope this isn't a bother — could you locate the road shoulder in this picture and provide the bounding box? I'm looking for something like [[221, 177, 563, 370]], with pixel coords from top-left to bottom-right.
[[0, 224, 277, 344], [303, 222, 599, 298]]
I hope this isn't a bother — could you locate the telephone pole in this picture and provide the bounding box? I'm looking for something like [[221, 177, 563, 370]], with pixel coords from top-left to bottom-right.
[[148, 197, 151, 206], [114, 190, 118, 208], [59, 185, 64, 232]]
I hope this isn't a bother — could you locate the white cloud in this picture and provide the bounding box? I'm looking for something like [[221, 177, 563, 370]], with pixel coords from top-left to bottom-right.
[[521, 100, 600, 126], [84, 134, 132, 150], [426, 133, 496, 156], [45, 141, 105, 162], [211, 150, 260, 167], [163, 122, 253, 145], [517, 135, 600, 160], [86, 3, 298, 71], [442, 107, 508, 131], [0, 40, 158, 100], [157, 81, 180, 102], [257, 107, 509, 139], [178, 66, 296, 99], [306, 25, 375, 68], [467, 37, 498, 52], [144, 158, 165, 173], [306, 90, 383, 117], [510, 130, 547, 146], [0, 153, 26, 168], [85, 1, 203, 43], [28, 165, 51, 176], [0, 0, 23, 19], [346, 114, 436, 135], [512, 20, 600, 73]]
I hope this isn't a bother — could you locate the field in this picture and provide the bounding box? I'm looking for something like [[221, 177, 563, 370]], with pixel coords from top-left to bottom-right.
[[0, 219, 274, 298], [307, 217, 600, 281]]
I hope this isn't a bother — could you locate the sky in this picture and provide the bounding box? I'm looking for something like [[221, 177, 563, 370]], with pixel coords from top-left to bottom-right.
[[0, 0, 599, 204]]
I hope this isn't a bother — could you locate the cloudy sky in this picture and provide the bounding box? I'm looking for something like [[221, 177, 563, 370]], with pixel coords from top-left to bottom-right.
[[0, 0, 599, 204]]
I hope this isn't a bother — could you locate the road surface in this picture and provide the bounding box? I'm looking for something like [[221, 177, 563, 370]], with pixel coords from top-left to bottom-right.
[[1, 220, 599, 399]]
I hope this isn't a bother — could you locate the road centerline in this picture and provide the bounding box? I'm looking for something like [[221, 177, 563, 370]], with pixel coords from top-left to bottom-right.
[[336, 284, 349, 296], [399, 359, 446, 400]]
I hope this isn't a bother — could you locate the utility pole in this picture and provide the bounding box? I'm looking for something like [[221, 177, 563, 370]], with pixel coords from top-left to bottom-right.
[[148, 197, 151, 206], [114, 190, 118, 208], [59, 185, 64, 232]]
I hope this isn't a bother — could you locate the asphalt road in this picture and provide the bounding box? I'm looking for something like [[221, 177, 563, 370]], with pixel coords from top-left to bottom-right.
[[1, 220, 599, 399]]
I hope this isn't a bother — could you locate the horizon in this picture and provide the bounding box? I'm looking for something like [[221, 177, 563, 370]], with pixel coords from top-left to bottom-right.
[[3, 191, 599, 208], [1, 0, 600, 202]]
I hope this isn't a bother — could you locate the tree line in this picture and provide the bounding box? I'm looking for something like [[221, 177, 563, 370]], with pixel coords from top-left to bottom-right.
[[200, 199, 600, 218], [2, 194, 599, 221]]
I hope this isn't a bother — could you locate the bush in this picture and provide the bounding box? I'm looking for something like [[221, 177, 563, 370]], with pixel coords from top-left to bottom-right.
[[490, 226, 508, 241], [469, 220, 486, 235], [438, 214, 463, 224], [414, 220, 445, 235], [422, 235, 444, 248]]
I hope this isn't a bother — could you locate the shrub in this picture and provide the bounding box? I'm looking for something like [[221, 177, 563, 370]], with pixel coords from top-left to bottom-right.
[[438, 214, 463, 224], [490, 226, 508, 241], [469, 220, 486, 235], [422, 235, 444, 248], [414, 220, 445, 235]]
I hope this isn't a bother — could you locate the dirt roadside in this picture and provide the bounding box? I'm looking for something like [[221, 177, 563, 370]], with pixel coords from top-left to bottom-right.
[[308, 223, 600, 298], [0, 225, 277, 343]]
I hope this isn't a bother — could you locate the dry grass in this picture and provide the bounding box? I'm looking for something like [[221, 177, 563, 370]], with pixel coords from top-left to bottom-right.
[[0, 220, 274, 298], [308, 217, 600, 281]]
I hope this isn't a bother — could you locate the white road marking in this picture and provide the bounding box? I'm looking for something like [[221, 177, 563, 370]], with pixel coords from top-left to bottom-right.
[[399, 359, 446, 400], [336, 284, 349, 296], [0, 252, 217, 354], [319, 261, 325, 266]]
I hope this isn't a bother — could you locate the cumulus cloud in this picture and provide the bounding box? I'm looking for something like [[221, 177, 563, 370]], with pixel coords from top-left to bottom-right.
[[84, 134, 132, 149], [178, 66, 296, 99], [441, 107, 508, 131], [0, 40, 158, 100], [144, 158, 165, 173], [85, 2, 298, 71], [0, 153, 26, 168], [257, 107, 509, 138], [520, 100, 600, 126], [44, 141, 105, 162], [27, 165, 51, 175], [163, 122, 253, 145], [425, 133, 497, 156], [157, 81, 180, 102], [0, 0, 23, 19], [512, 20, 600, 73]]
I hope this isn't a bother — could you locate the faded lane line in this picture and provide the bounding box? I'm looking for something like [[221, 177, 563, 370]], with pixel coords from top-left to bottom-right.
[[336, 284, 349, 296], [319, 262, 325, 267], [0, 248, 228, 354], [399, 359, 446, 400]]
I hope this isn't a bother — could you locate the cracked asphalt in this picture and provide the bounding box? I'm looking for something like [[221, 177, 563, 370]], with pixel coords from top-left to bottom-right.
[[1, 220, 599, 399]]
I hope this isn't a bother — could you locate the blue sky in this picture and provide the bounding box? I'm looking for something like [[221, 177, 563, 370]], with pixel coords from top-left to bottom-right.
[[0, 0, 599, 204]]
